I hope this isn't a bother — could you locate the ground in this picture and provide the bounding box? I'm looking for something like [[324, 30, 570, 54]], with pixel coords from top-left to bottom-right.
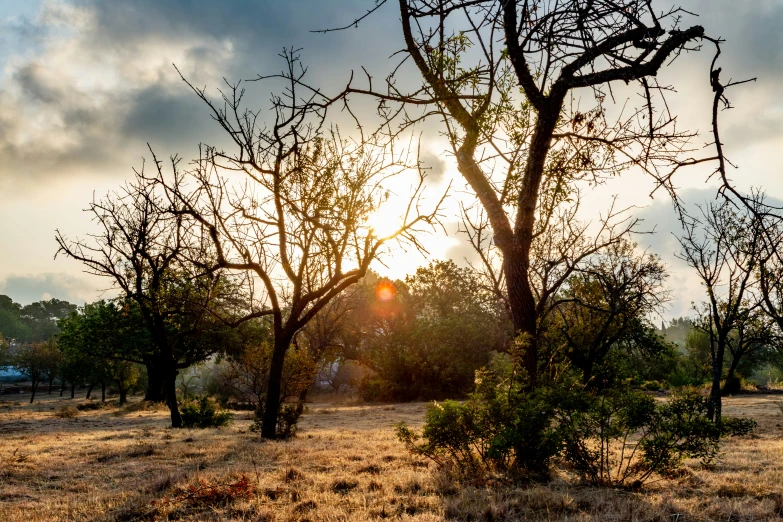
[[0, 391, 782, 521]]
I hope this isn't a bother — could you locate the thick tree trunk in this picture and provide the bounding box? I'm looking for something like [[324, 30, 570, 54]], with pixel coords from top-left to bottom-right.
[[261, 336, 292, 439], [30, 381, 38, 404], [166, 367, 182, 428], [119, 387, 128, 406], [504, 244, 539, 388], [144, 360, 167, 402], [86, 382, 94, 399]]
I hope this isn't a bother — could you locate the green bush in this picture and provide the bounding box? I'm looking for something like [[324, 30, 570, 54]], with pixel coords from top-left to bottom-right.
[[180, 396, 232, 429], [558, 389, 750, 487], [397, 369, 756, 486], [397, 369, 561, 479]]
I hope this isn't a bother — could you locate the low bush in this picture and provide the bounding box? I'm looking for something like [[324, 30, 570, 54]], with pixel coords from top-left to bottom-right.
[[249, 403, 302, 439], [180, 396, 232, 429], [397, 369, 561, 479], [398, 373, 756, 487], [559, 389, 755, 487], [54, 405, 79, 418]]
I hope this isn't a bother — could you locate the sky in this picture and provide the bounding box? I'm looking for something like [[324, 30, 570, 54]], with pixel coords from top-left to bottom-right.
[[0, 0, 782, 321]]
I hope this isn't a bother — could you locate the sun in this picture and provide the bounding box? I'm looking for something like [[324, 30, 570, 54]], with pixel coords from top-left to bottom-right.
[[375, 281, 396, 302], [368, 204, 402, 239]]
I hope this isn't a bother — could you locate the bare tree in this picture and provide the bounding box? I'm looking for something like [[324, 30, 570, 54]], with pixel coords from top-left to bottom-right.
[[315, 0, 752, 386], [677, 200, 765, 421], [56, 173, 244, 427], [153, 50, 444, 438]]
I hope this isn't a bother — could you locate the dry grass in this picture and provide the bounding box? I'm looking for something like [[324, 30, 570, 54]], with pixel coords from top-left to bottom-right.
[[0, 391, 781, 521]]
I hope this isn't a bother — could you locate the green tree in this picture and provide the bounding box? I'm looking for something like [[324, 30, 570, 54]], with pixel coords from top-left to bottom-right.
[[358, 261, 511, 400], [0, 295, 30, 342], [15, 340, 61, 403], [543, 241, 670, 388]]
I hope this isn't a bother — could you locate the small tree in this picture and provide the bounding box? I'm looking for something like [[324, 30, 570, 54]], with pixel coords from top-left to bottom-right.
[[678, 201, 765, 420], [56, 175, 248, 427], [15, 341, 60, 403], [151, 51, 443, 437]]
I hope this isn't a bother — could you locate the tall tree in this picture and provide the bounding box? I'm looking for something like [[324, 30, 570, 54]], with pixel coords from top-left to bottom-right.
[[326, 0, 750, 386]]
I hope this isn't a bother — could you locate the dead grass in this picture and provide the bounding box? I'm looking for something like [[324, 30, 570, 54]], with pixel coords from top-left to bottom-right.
[[0, 391, 781, 521]]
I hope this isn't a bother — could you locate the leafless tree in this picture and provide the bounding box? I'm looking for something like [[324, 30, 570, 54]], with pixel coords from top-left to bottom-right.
[[55, 172, 243, 427], [317, 0, 753, 386], [677, 200, 765, 421], [152, 50, 444, 438]]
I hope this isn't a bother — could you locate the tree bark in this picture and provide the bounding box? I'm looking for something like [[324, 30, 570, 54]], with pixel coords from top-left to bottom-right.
[[261, 335, 292, 439], [722, 356, 741, 396], [166, 366, 182, 428], [119, 387, 128, 406], [144, 360, 168, 402], [708, 337, 725, 422]]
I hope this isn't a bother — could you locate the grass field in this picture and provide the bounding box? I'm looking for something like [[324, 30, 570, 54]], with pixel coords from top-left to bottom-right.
[[0, 391, 782, 521]]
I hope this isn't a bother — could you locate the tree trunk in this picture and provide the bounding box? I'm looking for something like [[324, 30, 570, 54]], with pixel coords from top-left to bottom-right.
[[86, 382, 94, 399], [166, 367, 182, 428], [708, 338, 725, 423], [70, 381, 75, 399], [504, 244, 539, 388], [722, 357, 741, 396], [261, 336, 292, 439], [48, 377, 55, 394], [144, 360, 167, 402], [101, 382, 106, 402], [119, 387, 128, 406], [60, 380, 66, 396], [30, 381, 38, 403]]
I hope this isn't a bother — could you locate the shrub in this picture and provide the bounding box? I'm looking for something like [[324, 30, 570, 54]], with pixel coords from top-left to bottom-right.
[[397, 369, 757, 487], [640, 380, 663, 391], [559, 389, 756, 487], [180, 396, 232, 429], [249, 403, 301, 439], [397, 369, 561, 479], [54, 405, 79, 418]]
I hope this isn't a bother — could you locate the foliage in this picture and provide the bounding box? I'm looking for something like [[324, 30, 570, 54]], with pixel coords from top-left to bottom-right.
[[542, 241, 670, 389], [358, 261, 511, 401], [397, 363, 561, 479], [14, 340, 62, 402], [0, 295, 77, 344], [179, 396, 232, 429], [398, 358, 756, 486], [53, 405, 79, 419], [558, 389, 753, 487]]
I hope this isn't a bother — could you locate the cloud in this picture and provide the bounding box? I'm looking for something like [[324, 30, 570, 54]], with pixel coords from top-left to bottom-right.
[[0, 272, 108, 306], [419, 149, 447, 184]]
